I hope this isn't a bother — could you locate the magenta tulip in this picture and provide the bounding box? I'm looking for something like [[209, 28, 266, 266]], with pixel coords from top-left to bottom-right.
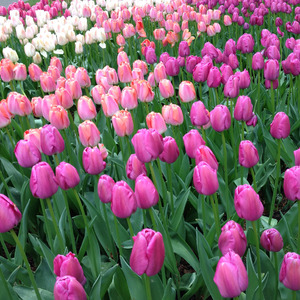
[[82, 147, 106, 175], [270, 112, 290, 139], [126, 154, 147, 180], [234, 96, 253, 122], [159, 136, 179, 164], [283, 166, 300, 201], [279, 252, 300, 291], [56, 162, 80, 190], [239, 140, 259, 168], [260, 228, 283, 252], [190, 101, 210, 127], [97, 175, 115, 203], [135, 175, 159, 209], [14, 139, 41, 168], [210, 105, 231, 132], [294, 148, 300, 166], [40, 124, 65, 156], [183, 129, 205, 159], [195, 145, 218, 170], [54, 276, 86, 300]]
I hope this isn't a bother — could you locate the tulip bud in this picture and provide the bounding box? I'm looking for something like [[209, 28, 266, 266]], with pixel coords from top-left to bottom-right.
[[224, 74, 240, 98], [126, 154, 147, 180], [214, 250, 248, 298], [14, 139, 41, 168], [0, 194, 22, 233], [135, 175, 159, 209], [65, 78, 82, 100], [270, 112, 290, 139], [218, 219, 247, 257], [159, 136, 179, 164], [264, 59, 279, 81], [49, 105, 70, 130], [283, 166, 300, 201], [183, 129, 205, 159], [40, 124, 65, 156], [159, 79, 174, 99], [252, 52, 264, 70], [0, 99, 12, 128], [154, 62, 167, 83], [100, 94, 119, 117], [234, 96, 253, 122], [112, 110, 134, 137], [165, 57, 180, 77], [178, 81, 196, 103], [30, 162, 58, 199], [239, 140, 259, 168], [24, 128, 41, 152], [237, 33, 254, 53], [234, 184, 264, 221], [77, 96, 97, 120], [75, 67, 91, 88], [13, 63, 27, 81], [130, 228, 165, 276], [82, 147, 106, 175], [162, 104, 183, 126], [178, 41, 190, 57], [279, 252, 300, 291], [195, 145, 218, 170], [207, 66, 222, 88], [98, 175, 115, 203], [190, 101, 210, 127], [56, 162, 80, 190], [260, 228, 283, 252], [40, 72, 56, 93], [78, 120, 100, 147], [53, 252, 86, 285], [294, 148, 300, 166], [210, 105, 231, 132], [146, 112, 167, 134], [118, 62, 132, 83], [111, 180, 137, 218], [54, 276, 87, 300], [7, 92, 32, 116]]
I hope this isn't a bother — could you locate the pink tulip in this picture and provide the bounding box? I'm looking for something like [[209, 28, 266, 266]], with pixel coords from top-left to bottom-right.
[[159, 136, 179, 164], [260, 228, 283, 252], [270, 112, 290, 139], [56, 162, 80, 190], [112, 110, 134, 137], [279, 252, 300, 291], [234, 96, 253, 122], [294, 148, 300, 166], [178, 81, 196, 103], [40, 124, 65, 156], [210, 105, 231, 132], [183, 129, 205, 159], [195, 145, 218, 170], [135, 175, 159, 209], [77, 96, 97, 120], [283, 166, 300, 201], [162, 104, 183, 126], [82, 147, 106, 175], [264, 59, 279, 81], [126, 154, 147, 180], [190, 101, 210, 127], [14, 139, 41, 168], [78, 120, 100, 147], [146, 112, 167, 134], [54, 276, 86, 300], [239, 140, 259, 168], [98, 175, 115, 203]]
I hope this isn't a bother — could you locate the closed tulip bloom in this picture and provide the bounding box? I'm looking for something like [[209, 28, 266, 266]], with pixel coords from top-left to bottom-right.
[[218, 220, 247, 257], [121, 87, 138, 110], [283, 166, 300, 201], [126, 154, 147, 180], [224, 39, 236, 56], [193, 61, 212, 83], [82, 147, 106, 175], [207, 66, 222, 88], [193, 161, 219, 195], [111, 181, 137, 218], [239, 141, 259, 168], [132, 68, 144, 80], [54, 252, 86, 285], [118, 62, 132, 83], [43, 94, 60, 120], [246, 113, 258, 127], [108, 86, 121, 104], [213, 250, 248, 298], [91, 85, 106, 105], [146, 112, 167, 134], [270, 112, 290, 139], [210, 105, 231, 132], [56, 162, 80, 190], [159, 136, 179, 164], [77, 96, 97, 120], [54, 276, 86, 300], [13, 63, 27, 81], [190, 101, 210, 127], [162, 104, 184, 126], [130, 228, 165, 276], [234, 96, 253, 121], [135, 175, 159, 209], [131, 129, 164, 163], [178, 81, 196, 103], [40, 124, 65, 156], [75, 67, 91, 88], [237, 70, 250, 89], [183, 130, 206, 159], [0, 99, 12, 128], [7, 93, 32, 116], [145, 47, 157, 64], [220, 64, 233, 85], [294, 148, 300, 166], [154, 62, 167, 83], [30, 162, 58, 199], [78, 120, 100, 147], [159, 79, 174, 99], [133, 60, 148, 75], [195, 145, 218, 170], [201, 43, 218, 60], [260, 228, 283, 252], [279, 252, 300, 291], [24, 128, 42, 152], [234, 184, 264, 221], [165, 57, 180, 76], [49, 105, 70, 130], [159, 52, 170, 65], [98, 175, 115, 203], [264, 59, 279, 81], [136, 80, 154, 102], [112, 110, 134, 137], [47, 66, 60, 82], [237, 33, 254, 53], [101, 94, 119, 117], [178, 41, 190, 57], [55, 88, 73, 110], [14, 139, 41, 168], [57, 77, 66, 89], [28, 63, 42, 82], [65, 79, 82, 100], [117, 51, 130, 65], [0, 59, 14, 82], [50, 57, 62, 74], [0, 194, 22, 233], [252, 52, 264, 70], [40, 72, 56, 93]]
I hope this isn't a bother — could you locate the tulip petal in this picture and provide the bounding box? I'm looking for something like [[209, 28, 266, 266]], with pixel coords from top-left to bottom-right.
[[130, 234, 148, 276]]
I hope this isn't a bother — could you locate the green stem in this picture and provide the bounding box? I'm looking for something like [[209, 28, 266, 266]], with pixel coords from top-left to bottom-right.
[[0, 166, 14, 200], [126, 217, 134, 237], [292, 290, 296, 300], [251, 220, 262, 300], [210, 194, 220, 237], [274, 252, 278, 300], [5, 127, 15, 150], [149, 208, 157, 231], [298, 202, 300, 253], [221, 131, 229, 219], [143, 274, 152, 300], [40, 198, 54, 250], [250, 167, 257, 192], [241, 121, 245, 141], [0, 234, 11, 260], [10, 230, 42, 300], [271, 81, 275, 116], [268, 139, 281, 224], [201, 194, 207, 236], [166, 164, 174, 215], [156, 159, 167, 208], [113, 214, 123, 257]]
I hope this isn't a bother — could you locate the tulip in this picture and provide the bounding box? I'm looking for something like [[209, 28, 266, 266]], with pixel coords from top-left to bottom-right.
[[252, 52, 264, 70], [246, 113, 258, 127], [30, 162, 58, 199], [49, 105, 70, 130], [0, 99, 12, 128], [264, 59, 279, 81], [145, 47, 157, 64], [234, 96, 253, 122], [159, 136, 179, 164], [77, 96, 97, 120], [260, 228, 283, 252], [133, 60, 148, 75], [190, 101, 210, 127], [294, 148, 300, 166], [213, 250, 248, 298], [237, 33, 254, 53], [120, 87, 138, 110], [54, 276, 86, 300], [178, 41, 190, 57], [53, 252, 86, 285], [75, 67, 91, 88], [178, 81, 196, 103], [50, 57, 62, 74], [234, 184, 264, 221], [185, 55, 201, 74], [78, 120, 100, 148], [159, 52, 170, 65], [65, 79, 82, 100], [56, 162, 80, 190], [210, 105, 231, 132], [224, 75, 240, 98], [111, 181, 137, 218], [239, 141, 259, 168], [283, 166, 300, 201], [279, 252, 300, 291], [154, 62, 167, 83], [13, 63, 27, 81], [195, 145, 218, 170], [55, 88, 73, 110], [112, 110, 134, 137], [0, 194, 22, 233], [40, 124, 65, 156], [183, 129, 205, 159], [135, 175, 159, 209], [207, 66, 222, 88], [130, 228, 165, 276], [201, 43, 218, 60], [40, 72, 56, 93], [237, 70, 251, 89], [146, 112, 167, 134], [270, 112, 290, 139], [193, 61, 212, 83], [108, 86, 121, 104], [126, 154, 147, 180], [220, 64, 233, 85], [136, 80, 154, 102], [47, 66, 60, 82], [118, 62, 132, 83], [100, 94, 119, 117], [98, 175, 115, 203], [131, 129, 164, 163], [218, 220, 247, 257], [82, 147, 106, 175], [132, 68, 144, 80], [24, 128, 42, 152], [159, 79, 174, 99], [224, 39, 236, 56], [14, 139, 41, 168], [7, 93, 32, 116], [165, 57, 180, 76], [162, 104, 183, 126]]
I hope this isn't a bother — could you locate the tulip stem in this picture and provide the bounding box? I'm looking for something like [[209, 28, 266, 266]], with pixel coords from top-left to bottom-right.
[[273, 252, 278, 300], [270, 81, 275, 116], [5, 127, 15, 150], [292, 291, 296, 300], [201, 194, 207, 237], [256, 71, 261, 115], [148, 208, 157, 231], [143, 274, 152, 300], [10, 230, 42, 300], [241, 121, 245, 141], [113, 214, 123, 257], [40, 198, 54, 250], [0, 234, 11, 260], [250, 167, 257, 192], [251, 220, 262, 300], [46, 198, 65, 252], [201, 127, 206, 143], [210, 194, 220, 237], [166, 164, 174, 215], [126, 217, 134, 237], [268, 139, 281, 225], [156, 159, 168, 208], [298, 202, 300, 253], [221, 131, 229, 220]]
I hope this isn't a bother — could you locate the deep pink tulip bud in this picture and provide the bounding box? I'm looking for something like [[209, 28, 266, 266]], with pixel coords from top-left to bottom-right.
[[224, 39, 236, 56], [218, 220, 247, 257], [193, 161, 219, 195], [159, 52, 170, 65], [265, 45, 280, 61], [145, 47, 157, 64], [178, 81, 196, 103], [131, 129, 164, 163], [270, 112, 290, 139], [214, 250, 248, 298], [234, 184, 264, 221], [190, 101, 210, 127], [207, 66, 222, 88], [201, 42, 218, 60], [246, 113, 258, 127], [264, 59, 279, 81], [162, 104, 183, 126], [159, 136, 179, 164], [210, 105, 231, 132], [126, 154, 147, 180], [165, 57, 180, 76], [178, 41, 190, 57], [260, 228, 283, 252], [185, 55, 201, 74], [135, 175, 159, 209], [195, 145, 218, 170], [111, 180, 137, 218], [112, 110, 134, 137], [234, 96, 253, 121], [183, 129, 205, 159], [146, 112, 167, 134], [78, 120, 100, 147], [54, 276, 86, 300], [40, 124, 65, 156], [226, 53, 239, 70], [0, 194, 22, 233], [239, 140, 259, 168], [294, 148, 300, 166], [193, 60, 212, 83], [30, 162, 58, 199], [252, 52, 264, 70], [237, 33, 254, 53], [56, 162, 80, 190], [82, 147, 106, 175], [236, 69, 250, 89], [283, 166, 300, 201], [98, 175, 115, 203], [279, 252, 300, 291], [130, 228, 165, 276], [53, 252, 86, 285], [14, 139, 41, 168], [220, 64, 233, 85]]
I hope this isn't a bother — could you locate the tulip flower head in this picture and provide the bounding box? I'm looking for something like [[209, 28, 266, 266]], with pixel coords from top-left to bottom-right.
[[260, 228, 283, 252], [279, 252, 300, 291]]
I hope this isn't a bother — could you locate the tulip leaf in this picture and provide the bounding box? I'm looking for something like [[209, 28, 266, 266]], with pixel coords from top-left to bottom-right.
[[0, 271, 18, 300], [34, 258, 56, 292], [260, 251, 276, 300], [13, 286, 53, 300], [246, 249, 259, 300], [109, 267, 131, 300], [171, 188, 190, 231], [162, 278, 176, 300], [0, 158, 24, 191]]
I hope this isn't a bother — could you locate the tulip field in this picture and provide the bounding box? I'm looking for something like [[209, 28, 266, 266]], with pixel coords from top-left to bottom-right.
[[1, 0, 300, 299]]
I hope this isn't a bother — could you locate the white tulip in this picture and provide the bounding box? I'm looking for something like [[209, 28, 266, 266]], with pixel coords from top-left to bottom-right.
[[33, 52, 42, 64], [77, 17, 88, 31], [24, 42, 36, 57], [3, 47, 19, 63], [75, 41, 83, 54]]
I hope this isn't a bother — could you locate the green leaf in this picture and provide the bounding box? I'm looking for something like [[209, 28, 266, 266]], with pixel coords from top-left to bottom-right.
[[162, 278, 176, 300], [246, 249, 259, 300], [0, 158, 24, 190], [35, 258, 56, 292], [171, 188, 190, 231], [13, 286, 53, 300]]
